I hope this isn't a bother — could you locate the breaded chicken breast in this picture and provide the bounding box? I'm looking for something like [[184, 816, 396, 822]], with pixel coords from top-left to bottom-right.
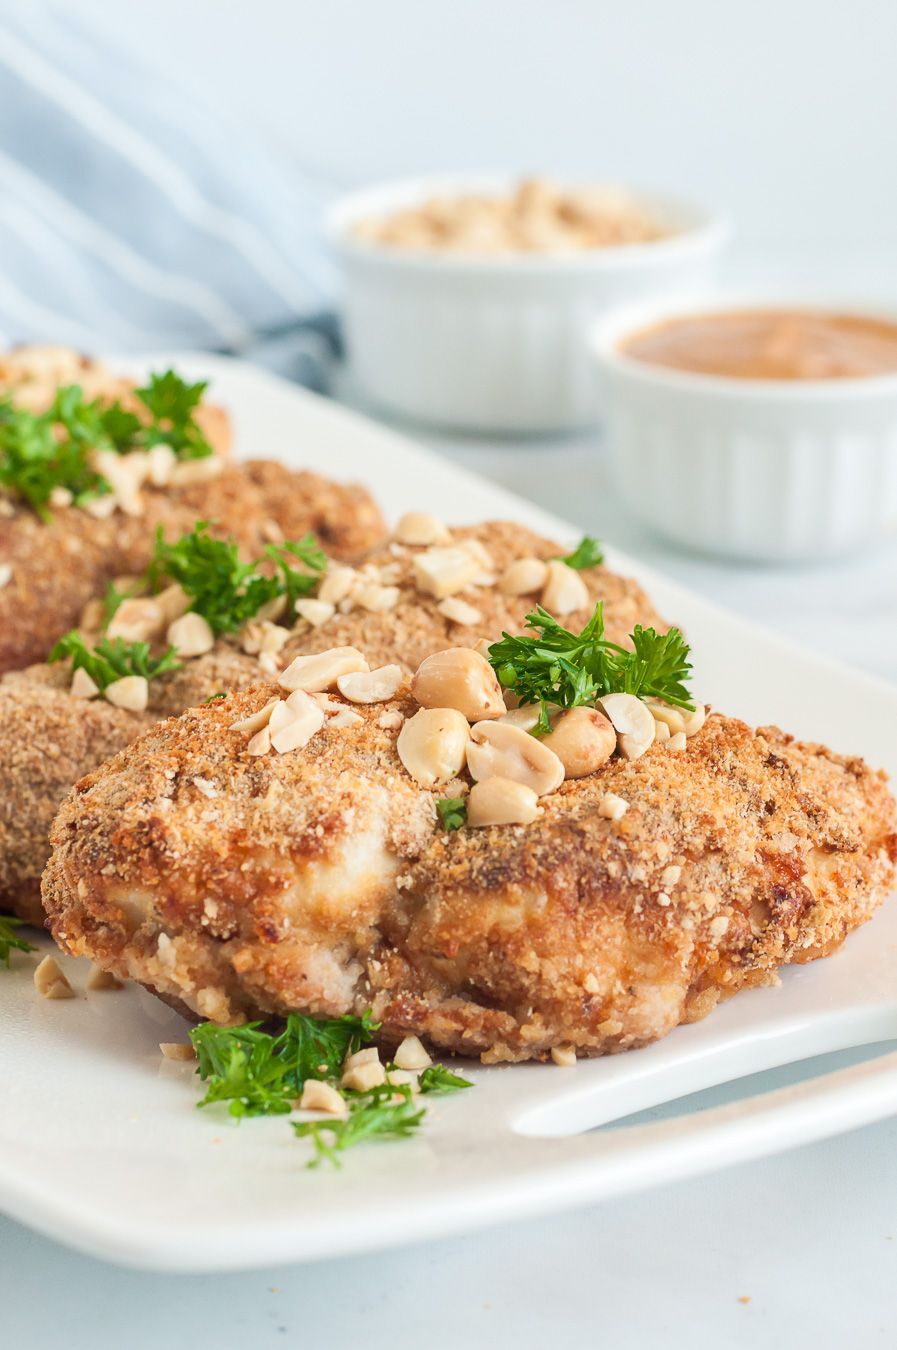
[[0, 521, 664, 923], [43, 682, 896, 1062], [0, 461, 384, 673]]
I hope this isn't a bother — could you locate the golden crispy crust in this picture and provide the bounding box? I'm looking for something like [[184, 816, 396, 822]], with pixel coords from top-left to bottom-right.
[[0, 460, 385, 674], [43, 686, 897, 1061], [0, 521, 661, 920]]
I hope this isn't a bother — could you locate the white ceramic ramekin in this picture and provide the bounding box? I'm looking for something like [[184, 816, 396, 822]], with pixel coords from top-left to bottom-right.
[[591, 295, 897, 563], [328, 177, 728, 433]]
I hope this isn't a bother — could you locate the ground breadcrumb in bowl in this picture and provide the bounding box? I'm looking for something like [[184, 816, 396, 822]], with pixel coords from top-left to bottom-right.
[[330, 176, 728, 432]]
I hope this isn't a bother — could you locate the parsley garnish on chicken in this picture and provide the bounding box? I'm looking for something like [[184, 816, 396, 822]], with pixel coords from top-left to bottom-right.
[[488, 603, 694, 734], [145, 523, 327, 635], [436, 797, 468, 832], [133, 370, 213, 460], [0, 397, 111, 518], [0, 370, 214, 516], [48, 632, 181, 691], [555, 535, 604, 570]]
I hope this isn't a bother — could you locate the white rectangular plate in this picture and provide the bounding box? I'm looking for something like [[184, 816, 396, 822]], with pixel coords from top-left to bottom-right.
[[3, 355, 897, 1272]]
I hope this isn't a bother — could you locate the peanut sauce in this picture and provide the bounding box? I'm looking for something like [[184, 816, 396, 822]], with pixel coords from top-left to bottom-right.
[[620, 310, 897, 381]]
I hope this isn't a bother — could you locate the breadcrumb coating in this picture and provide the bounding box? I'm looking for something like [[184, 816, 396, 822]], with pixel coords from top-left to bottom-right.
[[0, 521, 663, 921], [43, 683, 897, 1062]]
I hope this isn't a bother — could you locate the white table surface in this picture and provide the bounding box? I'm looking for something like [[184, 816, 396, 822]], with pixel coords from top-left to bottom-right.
[[3, 415, 897, 1348]]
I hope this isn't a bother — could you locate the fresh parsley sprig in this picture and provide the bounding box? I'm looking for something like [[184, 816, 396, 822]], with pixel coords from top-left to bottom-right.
[[417, 1064, 474, 1094], [48, 632, 181, 691], [0, 397, 111, 518], [189, 1012, 474, 1166], [292, 1082, 426, 1169], [488, 603, 694, 733], [145, 523, 327, 635], [133, 370, 212, 460], [436, 797, 467, 832], [0, 371, 213, 517], [0, 915, 36, 966], [190, 1011, 380, 1118], [555, 535, 604, 570]]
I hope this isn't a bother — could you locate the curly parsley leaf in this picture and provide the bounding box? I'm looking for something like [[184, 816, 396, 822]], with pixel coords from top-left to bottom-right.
[[265, 536, 328, 609], [555, 535, 604, 570], [0, 396, 110, 518], [146, 523, 273, 635], [99, 402, 144, 450], [488, 604, 694, 728], [0, 915, 36, 966], [436, 797, 467, 832], [614, 624, 694, 708], [417, 1064, 473, 1094], [134, 370, 212, 460], [292, 1083, 426, 1168], [190, 1011, 379, 1119], [190, 1023, 295, 1118], [48, 632, 181, 691], [147, 523, 326, 635], [277, 1009, 380, 1086], [0, 371, 215, 517]]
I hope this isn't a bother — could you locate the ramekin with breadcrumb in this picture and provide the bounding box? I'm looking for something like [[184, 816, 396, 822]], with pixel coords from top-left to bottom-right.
[[329, 176, 728, 434]]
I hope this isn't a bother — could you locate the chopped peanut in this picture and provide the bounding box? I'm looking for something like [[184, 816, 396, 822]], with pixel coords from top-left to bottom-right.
[[341, 1060, 387, 1092], [498, 557, 548, 596], [393, 511, 452, 546], [393, 1035, 433, 1070], [299, 1079, 347, 1114], [467, 776, 541, 827], [337, 664, 403, 704], [598, 792, 629, 821], [279, 647, 369, 693], [168, 611, 215, 658], [70, 667, 100, 700], [413, 545, 481, 599], [411, 648, 505, 721], [160, 1042, 197, 1061], [397, 707, 471, 787], [104, 675, 149, 712], [437, 596, 483, 626], [86, 965, 123, 991], [34, 955, 75, 1000]]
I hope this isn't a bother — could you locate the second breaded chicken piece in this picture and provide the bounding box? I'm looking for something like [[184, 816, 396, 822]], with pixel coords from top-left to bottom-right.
[[43, 683, 897, 1062], [0, 460, 384, 673]]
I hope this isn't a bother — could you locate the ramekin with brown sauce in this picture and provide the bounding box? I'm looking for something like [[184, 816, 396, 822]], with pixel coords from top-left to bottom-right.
[[591, 299, 897, 562]]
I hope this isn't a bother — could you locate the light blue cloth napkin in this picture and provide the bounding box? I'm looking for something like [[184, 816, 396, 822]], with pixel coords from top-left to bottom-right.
[[0, 1, 339, 386]]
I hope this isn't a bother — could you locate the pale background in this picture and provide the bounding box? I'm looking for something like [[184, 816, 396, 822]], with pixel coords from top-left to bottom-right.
[[4, 2, 897, 1345], [74, 0, 897, 287]]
